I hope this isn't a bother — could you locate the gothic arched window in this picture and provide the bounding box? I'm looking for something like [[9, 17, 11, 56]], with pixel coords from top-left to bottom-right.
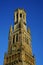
[[20, 13, 22, 18], [16, 13, 18, 22]]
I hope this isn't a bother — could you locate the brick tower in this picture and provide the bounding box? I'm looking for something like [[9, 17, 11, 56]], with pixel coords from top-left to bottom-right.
[[4, 8, 35, 65]]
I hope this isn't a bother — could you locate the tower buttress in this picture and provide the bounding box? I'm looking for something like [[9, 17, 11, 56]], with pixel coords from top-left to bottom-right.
[[8, 25, 13, 54]]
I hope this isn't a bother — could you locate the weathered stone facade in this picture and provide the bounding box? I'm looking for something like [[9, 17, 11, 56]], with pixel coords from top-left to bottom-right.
[[4, 8, 35, 65]]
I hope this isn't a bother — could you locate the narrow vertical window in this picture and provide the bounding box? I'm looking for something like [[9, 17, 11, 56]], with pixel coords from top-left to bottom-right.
[[13, 35, 15, 43], [20, 13, 22, 18], [16, 34, 18, 42], [6, 57, 8, 62]]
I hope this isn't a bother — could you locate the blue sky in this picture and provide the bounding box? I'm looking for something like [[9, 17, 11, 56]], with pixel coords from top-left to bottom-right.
[[0, 0, 43, 65]]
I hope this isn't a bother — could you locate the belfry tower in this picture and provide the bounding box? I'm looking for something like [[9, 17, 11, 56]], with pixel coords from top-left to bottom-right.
[[4, 9, 35, 65]]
